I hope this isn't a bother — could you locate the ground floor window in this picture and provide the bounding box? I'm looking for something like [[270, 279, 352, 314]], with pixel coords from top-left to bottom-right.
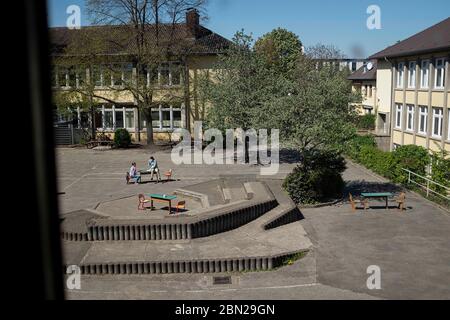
[[139, 103, 184, 131]]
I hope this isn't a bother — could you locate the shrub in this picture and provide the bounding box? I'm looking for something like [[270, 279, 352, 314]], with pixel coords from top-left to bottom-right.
[[345, 134, 376, 161], [114, 128, 131, 148], [390, 145, 429, 184], [283, 150, 346, 204], [355, 114, 376, 130], [430, 151, 450, 194]]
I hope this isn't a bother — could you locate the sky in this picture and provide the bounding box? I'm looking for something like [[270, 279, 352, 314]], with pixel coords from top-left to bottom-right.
[[47, 0, 450, 58]]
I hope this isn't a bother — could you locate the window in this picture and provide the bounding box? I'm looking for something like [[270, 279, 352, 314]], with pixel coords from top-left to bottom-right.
[[418, 106, 428, 135], [76, 67, 86, 87], [159, 63, 170, 86], [123, 63, 133, 84], [408, 61, 416, 88], [125, 110, 134, 129], [395, 104, 403, 129], [396, 62, 404, 88], [420, 60, 429, 88], [139, 104, 183, 130], [112, 64, 123, 86], [104, 109, 113, 129], [68, 66, 77, 87], [351, 61, 357, 72], [448, 109, 450, 140], [57, 67, 68, 87], [406, 105, 415, 131], [434, 58, 445, 89], [170, 63, 181, 85], [91, 65, 103, 87], [432, 107, 443, 138], [114, 109, 124, 128]]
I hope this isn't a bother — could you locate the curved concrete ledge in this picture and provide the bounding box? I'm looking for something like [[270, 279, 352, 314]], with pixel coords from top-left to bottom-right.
[[64, 250, 308, 275], [61, 199, 278, 241]]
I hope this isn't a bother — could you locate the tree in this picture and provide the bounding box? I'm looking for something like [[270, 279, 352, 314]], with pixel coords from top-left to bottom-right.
[[254, 28, 302, 77], [52, 0, 207, 146], [200, 32, 359, 154]]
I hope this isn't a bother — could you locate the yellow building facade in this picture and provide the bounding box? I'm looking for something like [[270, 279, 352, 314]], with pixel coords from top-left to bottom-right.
[[50, 9, 230, 143], [370, 18, 450, 154]]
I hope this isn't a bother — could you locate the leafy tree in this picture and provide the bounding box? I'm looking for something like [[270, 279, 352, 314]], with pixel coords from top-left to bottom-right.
[[254, 28, 302, 76]]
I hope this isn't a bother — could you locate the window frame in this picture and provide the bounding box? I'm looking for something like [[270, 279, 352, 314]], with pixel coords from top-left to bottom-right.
[[408, 61, 416, 88], [418, 106, 428, 135], [420, 60, 429, 89], [406, 104, 415, 132], [434, 58, 445, 89], [432, 107, 443, 138], [395, 104, 403, 129], [396, 62, 404, 88]]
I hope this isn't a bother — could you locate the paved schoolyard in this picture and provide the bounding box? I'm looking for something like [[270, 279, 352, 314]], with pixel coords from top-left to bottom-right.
[[57, 147, 450, 300]]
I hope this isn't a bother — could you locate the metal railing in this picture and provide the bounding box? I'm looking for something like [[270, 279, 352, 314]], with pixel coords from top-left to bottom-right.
[[402, 168, 450, 201]]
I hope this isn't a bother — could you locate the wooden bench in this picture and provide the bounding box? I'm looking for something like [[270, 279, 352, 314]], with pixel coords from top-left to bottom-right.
[[86, 140, 114, 149]]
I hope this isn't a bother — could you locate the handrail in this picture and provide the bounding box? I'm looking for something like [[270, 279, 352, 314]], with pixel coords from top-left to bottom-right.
[[402, 168, 450, 200]]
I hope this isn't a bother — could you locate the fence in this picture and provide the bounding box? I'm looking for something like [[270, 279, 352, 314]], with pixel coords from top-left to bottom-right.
[[402, 168, 450, 201]]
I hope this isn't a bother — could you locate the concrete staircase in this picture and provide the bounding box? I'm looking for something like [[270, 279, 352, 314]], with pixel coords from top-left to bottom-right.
[[62, 178, 311, 275]]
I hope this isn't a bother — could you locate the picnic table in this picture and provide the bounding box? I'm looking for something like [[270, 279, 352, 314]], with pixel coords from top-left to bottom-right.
[[146, 193, 177, 214], [361, 192, 393, 209]]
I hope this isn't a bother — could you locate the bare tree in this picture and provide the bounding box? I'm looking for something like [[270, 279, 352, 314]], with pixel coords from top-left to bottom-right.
[[53, 0, 206, 146]]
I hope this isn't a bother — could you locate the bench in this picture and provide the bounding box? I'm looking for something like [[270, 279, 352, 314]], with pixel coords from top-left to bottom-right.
[[86, 140, 114, 149]]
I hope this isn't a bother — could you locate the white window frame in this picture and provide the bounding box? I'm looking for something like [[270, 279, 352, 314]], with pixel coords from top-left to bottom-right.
[[420, 60, 429, 89], [447, 109, 450, 141], [408, 61, 416, 88], [434, 58, 445, 89], [395, 104, 403, 129], [432, 107, 443, 138], [396, 62, 404, 88], [406, 105, 415, 131], [418, 106, 428, 135]]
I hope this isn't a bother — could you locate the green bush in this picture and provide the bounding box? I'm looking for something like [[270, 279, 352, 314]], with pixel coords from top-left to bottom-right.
[[113, 128, 131, 148], [345, 134, 376, 161], [283, 150, 346, 204], [430, 151, 450, 194], [355, 114, 376, 130], [390, 145, 429, 183]]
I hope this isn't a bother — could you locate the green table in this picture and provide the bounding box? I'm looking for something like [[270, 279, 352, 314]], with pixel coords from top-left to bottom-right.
[[361, 192, 393, 209], [146, 193, 177, 214]]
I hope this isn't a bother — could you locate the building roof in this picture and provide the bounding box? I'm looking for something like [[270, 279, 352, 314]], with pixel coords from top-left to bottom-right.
[[348, 60, 377, 81], [49, 23, 231, 57], [369, 17, 450, 59]]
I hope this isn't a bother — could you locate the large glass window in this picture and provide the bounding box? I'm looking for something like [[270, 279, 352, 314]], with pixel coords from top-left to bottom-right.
[[125, 110, 134, 129], [432, 107, 443, 138], [420, 60, 429, 88], [406, 105, 415, 131], [173, 110, 182, 128], [104, 109, 113, 129], [418, 106, 428, 135], [114, 109, 124, 128], [395, 104, 403, 129], [408, 61, 416, 88], [434, 58, 445, 89]]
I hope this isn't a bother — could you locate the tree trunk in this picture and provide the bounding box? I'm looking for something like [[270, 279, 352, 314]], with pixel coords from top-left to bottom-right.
[[144, 107, 154, 146], [90, 105, 96, 141]]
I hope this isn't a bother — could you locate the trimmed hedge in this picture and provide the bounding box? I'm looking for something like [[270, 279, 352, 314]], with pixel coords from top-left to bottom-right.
[[355, 114, 376, 130], [345, 135, 430, 184]]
